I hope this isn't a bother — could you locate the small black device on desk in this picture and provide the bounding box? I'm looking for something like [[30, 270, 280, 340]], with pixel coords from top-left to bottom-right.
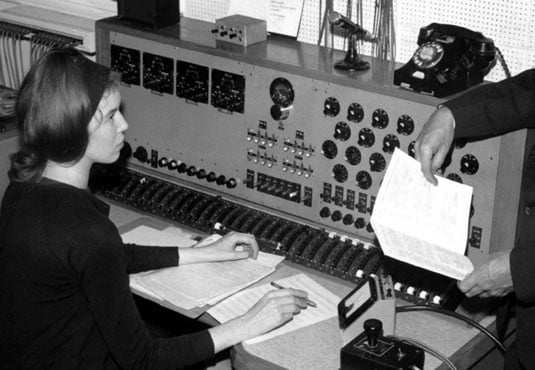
[[394, 23, 496, 97], [339, 274, 424, 369]]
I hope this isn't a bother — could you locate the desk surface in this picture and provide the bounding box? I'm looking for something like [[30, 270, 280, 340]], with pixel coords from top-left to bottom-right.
[[108, 201, 502, 370]]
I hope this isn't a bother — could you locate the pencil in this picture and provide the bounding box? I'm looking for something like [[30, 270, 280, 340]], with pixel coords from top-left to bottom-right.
[[270, 281, 318, 308]]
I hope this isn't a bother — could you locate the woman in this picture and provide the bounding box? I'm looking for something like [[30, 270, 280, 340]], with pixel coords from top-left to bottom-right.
[[0, 48, 309, 369]]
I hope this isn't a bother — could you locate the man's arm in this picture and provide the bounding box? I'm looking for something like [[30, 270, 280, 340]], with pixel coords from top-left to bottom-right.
[[445, 69, 535, 139]]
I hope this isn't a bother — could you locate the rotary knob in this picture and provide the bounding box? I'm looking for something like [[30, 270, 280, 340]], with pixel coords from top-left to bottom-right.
[[133, 146, 148, 163]]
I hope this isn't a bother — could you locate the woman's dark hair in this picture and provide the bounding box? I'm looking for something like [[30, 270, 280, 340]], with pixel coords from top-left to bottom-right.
[[9, 48, 115, 182]]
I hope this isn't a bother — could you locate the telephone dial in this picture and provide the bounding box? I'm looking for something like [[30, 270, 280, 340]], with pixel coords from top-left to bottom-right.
[[394, 23, 497, 97]]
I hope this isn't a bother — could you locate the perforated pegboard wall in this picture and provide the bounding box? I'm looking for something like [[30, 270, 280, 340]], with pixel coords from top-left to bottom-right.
[[184, 0, 535, 81]]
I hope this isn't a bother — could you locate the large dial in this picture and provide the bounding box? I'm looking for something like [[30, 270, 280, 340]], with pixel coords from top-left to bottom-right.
[[270, 78, 295, 108]]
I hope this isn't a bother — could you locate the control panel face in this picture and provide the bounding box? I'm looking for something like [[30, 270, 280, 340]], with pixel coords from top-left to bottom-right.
[[109, 31, 503, 265]]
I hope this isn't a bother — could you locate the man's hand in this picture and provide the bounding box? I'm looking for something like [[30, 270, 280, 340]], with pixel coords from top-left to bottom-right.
[[414, 106, 456, 185], [458, 251, 514, 298]]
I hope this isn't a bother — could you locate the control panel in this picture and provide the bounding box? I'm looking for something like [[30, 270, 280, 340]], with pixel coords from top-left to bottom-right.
[[94, 18, 531, 307]]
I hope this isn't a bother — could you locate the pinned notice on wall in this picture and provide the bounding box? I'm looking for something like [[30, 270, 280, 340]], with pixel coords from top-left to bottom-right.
[[228, 0, 305, 37]]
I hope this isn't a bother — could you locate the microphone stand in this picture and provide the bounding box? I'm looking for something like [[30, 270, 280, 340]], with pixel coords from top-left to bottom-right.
[[334, 32, 370, 71]]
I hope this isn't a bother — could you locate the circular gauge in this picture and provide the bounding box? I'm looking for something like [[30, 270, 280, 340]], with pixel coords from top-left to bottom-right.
[[333, 121, 351, 141], [324, 97, 340, 117], [270, 78, 294, 108], [332, 164, 349, 183], [371, 108, 389, 129], [321, 140, 338, 159], [345, 146, 361, 165]]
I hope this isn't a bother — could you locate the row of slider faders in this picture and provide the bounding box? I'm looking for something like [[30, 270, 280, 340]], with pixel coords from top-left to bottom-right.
[[89, 166, 462, 310]]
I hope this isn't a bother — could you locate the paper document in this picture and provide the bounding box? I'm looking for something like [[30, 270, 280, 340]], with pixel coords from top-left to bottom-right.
[[370, 148, 474, 280], [228, 0, 305, 37], [208, 273, 340, 344], [122, 225, 284, 310]]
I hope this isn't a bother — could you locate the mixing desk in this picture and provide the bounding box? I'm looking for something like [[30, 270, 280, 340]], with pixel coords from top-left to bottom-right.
[[91, 16, 535, 312]]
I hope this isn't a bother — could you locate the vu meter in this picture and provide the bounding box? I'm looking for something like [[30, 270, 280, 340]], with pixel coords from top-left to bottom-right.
[[270, 77, 294, 120]]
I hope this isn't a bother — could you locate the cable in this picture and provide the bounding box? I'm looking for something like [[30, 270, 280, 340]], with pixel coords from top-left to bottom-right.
[[495, 46, 511, 79], [388, 335, 457, 370], [396, 305, 507, 355]]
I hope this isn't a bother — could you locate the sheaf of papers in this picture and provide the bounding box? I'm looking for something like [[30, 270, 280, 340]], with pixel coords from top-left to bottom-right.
[[122, 225, 284, 310], [208, 273, 340, 345], [370, 148, 474, 280], [228, 0, 305, 37]]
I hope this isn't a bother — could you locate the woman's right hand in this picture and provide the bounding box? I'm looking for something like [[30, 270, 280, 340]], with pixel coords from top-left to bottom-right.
[[240, 288, 309, 339], [208, 287, 309, 352]]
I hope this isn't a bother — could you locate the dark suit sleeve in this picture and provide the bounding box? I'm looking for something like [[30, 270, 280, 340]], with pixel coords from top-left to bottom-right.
[[444, 69, 535, 304], [444, 69, 535, 139]]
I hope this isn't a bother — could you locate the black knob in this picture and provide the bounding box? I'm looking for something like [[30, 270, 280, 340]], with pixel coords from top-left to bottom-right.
[[319, 207, 331, 218], [158, 157, 168, 167], [187, 166, 197, 176], [354, 217, 366, 229], [226, 178, 237, 189], [207, 172, 217, 182], [364, 319, 383, 348], [177, 163, 187, 173], [331, 210, 342, 222], [133, 146, 148, 163], [196, 169, 207, 179], [343, 214, 354, 225], [216, 175, 227, 186], [167, 160, 178, 170]]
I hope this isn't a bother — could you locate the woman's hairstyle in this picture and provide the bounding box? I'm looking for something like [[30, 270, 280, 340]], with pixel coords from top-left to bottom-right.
[[9, 48, 117, 182]]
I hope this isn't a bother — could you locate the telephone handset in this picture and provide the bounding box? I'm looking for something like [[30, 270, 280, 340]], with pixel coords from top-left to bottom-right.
[[394, 23, 497, 97]]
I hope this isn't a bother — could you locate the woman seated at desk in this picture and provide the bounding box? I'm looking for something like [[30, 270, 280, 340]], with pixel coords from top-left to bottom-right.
[[0, 47, 309, 369]]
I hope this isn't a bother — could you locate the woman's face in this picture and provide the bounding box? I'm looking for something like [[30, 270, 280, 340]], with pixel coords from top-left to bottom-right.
[[85, 89, 128, 164]]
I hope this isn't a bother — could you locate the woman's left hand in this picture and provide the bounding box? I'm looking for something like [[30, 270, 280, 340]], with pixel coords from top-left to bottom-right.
[[179, 231, 259, 265], [201, 231, 259, 261]]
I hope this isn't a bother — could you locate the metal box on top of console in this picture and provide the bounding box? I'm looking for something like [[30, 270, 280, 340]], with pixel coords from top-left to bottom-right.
[[214, 14, 267, 47]]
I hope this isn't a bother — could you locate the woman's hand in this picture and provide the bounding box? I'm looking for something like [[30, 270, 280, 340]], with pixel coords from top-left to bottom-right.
[[209, 288, 309, 352], [179, 231, 259, 265]]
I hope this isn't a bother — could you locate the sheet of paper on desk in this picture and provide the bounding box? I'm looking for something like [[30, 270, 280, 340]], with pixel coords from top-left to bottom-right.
[[208, 273, 340, 345], [123, 224, 285, 309], [134, 253, 284, 310], [370, 148, 474, 280], [121, 224, 198, 247]]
